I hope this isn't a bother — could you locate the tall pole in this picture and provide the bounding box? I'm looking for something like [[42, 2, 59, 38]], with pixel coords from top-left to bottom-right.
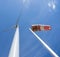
[[8, 26, 19, 57], [29, 28, 59, 57]]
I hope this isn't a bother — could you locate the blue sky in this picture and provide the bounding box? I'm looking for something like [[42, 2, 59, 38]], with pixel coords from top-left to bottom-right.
[[0, 0, 60, 57]]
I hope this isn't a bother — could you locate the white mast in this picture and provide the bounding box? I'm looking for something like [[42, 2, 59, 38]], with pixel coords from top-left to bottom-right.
[[8, 25, 19, 57]]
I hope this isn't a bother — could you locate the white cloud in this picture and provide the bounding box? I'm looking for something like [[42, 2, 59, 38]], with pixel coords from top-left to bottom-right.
[[23, 0, 26, 4], [48, 1, 56, 10], [22, 0, 30, 8]]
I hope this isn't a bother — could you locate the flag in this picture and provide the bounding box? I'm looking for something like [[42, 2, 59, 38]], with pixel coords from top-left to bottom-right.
[[31, 24, 51, 31]]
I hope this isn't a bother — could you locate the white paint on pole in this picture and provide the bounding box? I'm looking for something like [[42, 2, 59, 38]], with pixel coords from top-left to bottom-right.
[[8, 26, 19, 57], [29, 28, 59, 57]]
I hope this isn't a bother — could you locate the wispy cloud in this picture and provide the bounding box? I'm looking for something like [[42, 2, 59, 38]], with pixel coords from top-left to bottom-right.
[[48, 0, 56, 11], [22, 0, 31, 8]]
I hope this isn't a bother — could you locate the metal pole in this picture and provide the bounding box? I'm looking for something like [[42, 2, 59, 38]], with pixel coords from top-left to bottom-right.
[[29, 28, 59, 57]]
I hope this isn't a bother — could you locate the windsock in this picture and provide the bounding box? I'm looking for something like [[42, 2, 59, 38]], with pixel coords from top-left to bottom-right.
[[31, 24, 51, 31]]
